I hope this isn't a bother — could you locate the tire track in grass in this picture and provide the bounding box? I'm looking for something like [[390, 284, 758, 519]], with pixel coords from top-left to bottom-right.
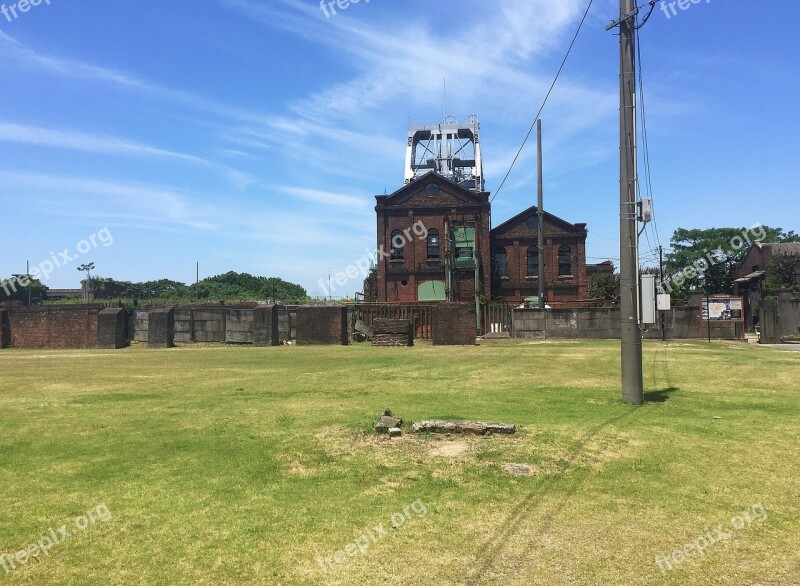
[[464, 407, 642, 583]]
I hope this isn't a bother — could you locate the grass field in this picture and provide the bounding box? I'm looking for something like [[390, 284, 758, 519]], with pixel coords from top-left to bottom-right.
[[0, 340, 799, 585]]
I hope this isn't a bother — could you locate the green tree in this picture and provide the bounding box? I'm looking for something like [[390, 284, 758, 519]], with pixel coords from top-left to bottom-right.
[[664, 226, 800, 297], [138, 279, 188, 299], [589, 271, 618, 302], [0, 276, 47, 303], [764, 251, 800, 296]]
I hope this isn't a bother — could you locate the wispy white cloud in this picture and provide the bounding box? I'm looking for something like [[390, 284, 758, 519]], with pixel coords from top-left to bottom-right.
[[0, 121, 209, 164], [277, 186, 373, 212], [0, 170, 216, 230]]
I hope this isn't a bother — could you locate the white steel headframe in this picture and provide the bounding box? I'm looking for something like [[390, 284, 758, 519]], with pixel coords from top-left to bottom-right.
[[404, 115, 484, 192]]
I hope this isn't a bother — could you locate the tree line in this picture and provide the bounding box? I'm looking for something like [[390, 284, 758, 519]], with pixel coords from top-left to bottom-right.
[[1, 272, 308, 304]]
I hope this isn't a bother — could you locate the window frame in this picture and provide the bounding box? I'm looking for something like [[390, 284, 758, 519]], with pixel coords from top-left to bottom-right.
[[527, 246, 540, 278], [390, 230, 405, 261], [558, 245, 572, 277]]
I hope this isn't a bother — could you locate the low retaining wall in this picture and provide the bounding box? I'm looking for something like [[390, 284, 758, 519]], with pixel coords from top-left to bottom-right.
[[372, 318, 413, 347], [6, 305, 102, 349], [129, 304, 290, 346], [0, 309, 9, 348], [226, 309, 254, 344], [296, 306, 349, 345], [761, 290, 800, 343], [512, 307, 743, 340], [148, 308, 175, 349], [254, 305, 280, 346], [97, 308, 128, 349], [432, 303, 476, 346]]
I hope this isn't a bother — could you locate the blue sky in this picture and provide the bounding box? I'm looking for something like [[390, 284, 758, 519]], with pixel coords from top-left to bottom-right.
[[1, 0, 797, 297]]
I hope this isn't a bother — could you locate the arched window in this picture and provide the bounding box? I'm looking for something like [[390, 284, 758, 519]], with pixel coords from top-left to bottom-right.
[[391, 230, 404, 260], [527, 247, 539, 277], [558, 245, 572, 276], [427, 229, 440, 259], [493, 247, 508, 278]]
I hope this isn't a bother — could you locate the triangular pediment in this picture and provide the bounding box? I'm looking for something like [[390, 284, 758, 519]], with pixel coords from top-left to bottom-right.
[[491, 205, 585, 239], [377, 173, 487, 208]]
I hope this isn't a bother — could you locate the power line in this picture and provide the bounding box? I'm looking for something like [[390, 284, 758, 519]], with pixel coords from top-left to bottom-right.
[[490, 0, 595, 203], [635, 13, 664, 252]]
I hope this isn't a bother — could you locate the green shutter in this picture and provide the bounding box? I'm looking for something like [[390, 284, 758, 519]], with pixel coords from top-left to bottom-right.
[[452, 227, 476, 268], [418, 280, 446, 301]]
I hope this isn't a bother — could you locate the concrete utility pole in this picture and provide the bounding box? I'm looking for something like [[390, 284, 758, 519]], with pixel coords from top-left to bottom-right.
[[537, 120, 546, 309], [659, 245, 666, 340], [615, 0, 644, 404]]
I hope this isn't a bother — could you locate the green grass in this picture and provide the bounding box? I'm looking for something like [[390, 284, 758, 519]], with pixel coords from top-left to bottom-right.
[[0, 340, 798, 585]]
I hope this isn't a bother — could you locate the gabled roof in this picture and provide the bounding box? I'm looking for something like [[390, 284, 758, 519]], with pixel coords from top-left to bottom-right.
[[490, 204, 586, 235], [758, 242, 800, 254], [734, 270, 766, 283], [376, 172, 488, 207]]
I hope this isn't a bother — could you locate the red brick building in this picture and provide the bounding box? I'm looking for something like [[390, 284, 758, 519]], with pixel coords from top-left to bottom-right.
[[375, 174, 491, 303], [374, 176, 612, 306], [489, 205, 593, 305]]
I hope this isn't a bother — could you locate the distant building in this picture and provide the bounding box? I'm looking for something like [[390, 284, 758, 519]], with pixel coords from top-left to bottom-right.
[[373, 115, 614, 307], [375, 173, 491, 304], [490, 206, 609, 305], [734, 242, 800, 328]]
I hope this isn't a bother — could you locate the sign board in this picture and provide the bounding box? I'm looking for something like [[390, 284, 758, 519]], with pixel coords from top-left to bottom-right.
[[701, 297, 744, 322]]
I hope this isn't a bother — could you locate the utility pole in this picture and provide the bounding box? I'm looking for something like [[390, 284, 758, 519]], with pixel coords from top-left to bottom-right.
[[537, 119, 546, 309], [659, 246, 667, 340], [611, 0, 644, 405], [26, 260, 31, 306]]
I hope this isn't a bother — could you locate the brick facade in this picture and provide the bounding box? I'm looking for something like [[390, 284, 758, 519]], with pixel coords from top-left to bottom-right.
[[375, 176, 610, 308], [375, 174, 492, 304], [489, 206, 590, 305], [0, 309, 9, 348], [432, 303, 476, 345], [7, 305, 102, 349], [96, 308, 128, 349], [372, 318, 413, 347], [296, 306, 349, 345]]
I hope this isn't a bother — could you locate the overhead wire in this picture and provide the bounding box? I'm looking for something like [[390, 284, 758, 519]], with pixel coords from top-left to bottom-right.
[[490, 0, 595, 203], [635, 6, 664, 256]]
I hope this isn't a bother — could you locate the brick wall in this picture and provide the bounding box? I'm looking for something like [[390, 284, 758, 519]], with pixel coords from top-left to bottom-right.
[[372, 318, 413, 347], [0, 309, 9, 348], [432, 303, 477, 345], [296, 306, 349, 345], [7, 305, 102, 349], [96, 308, 128, 349]]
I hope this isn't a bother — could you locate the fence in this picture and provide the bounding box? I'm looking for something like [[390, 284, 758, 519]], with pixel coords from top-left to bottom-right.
[[353, 304, 434, 340], [760, 290, 800, 343]]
